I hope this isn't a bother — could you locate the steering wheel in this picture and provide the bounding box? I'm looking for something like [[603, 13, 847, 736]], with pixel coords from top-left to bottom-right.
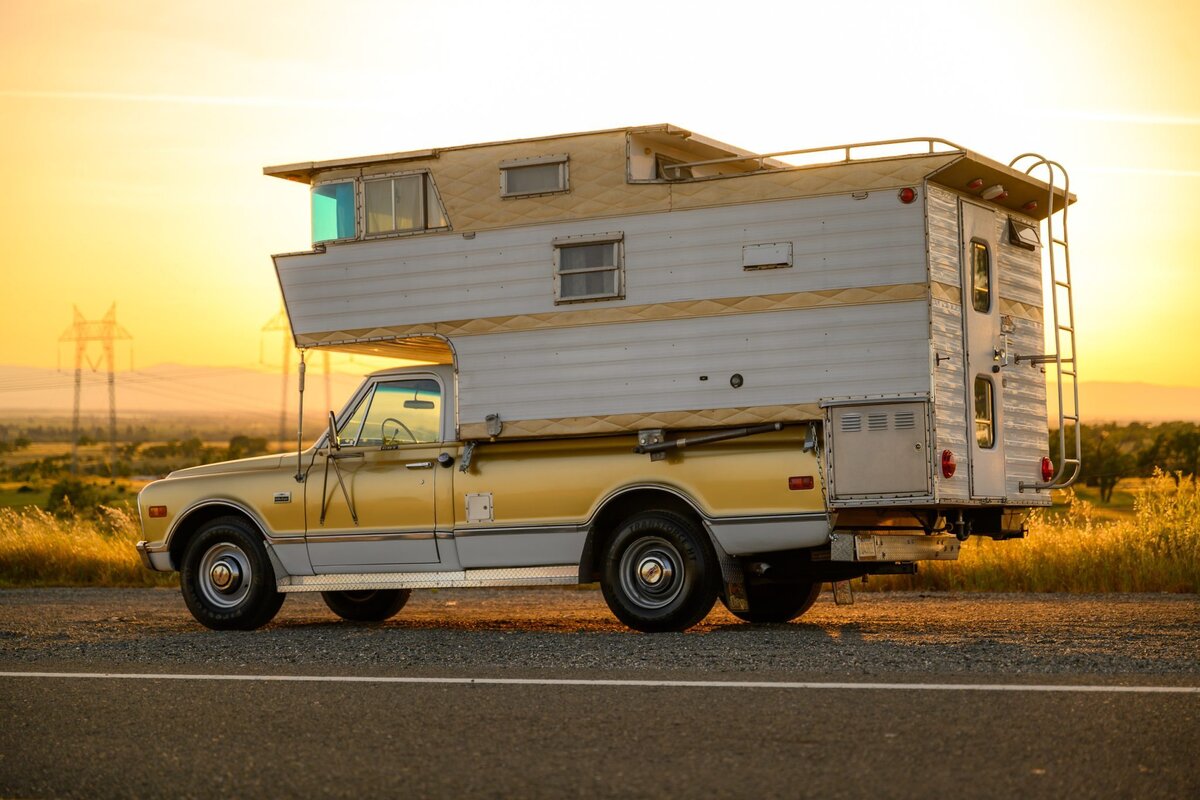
[[381, 417, 417, 445]]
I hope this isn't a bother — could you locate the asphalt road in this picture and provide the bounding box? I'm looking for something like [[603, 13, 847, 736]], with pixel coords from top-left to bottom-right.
[[1, 588, 1198, 798]]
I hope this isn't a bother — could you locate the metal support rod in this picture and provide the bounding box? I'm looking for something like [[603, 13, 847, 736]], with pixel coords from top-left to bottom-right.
[[633, 423, 783, 455], [294, 351, 306, 482]]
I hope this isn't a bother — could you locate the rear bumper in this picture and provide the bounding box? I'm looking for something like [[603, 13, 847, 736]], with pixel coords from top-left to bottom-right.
[[830, 532, 960, 562]]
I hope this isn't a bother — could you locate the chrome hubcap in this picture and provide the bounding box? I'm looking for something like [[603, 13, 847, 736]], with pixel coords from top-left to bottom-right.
[[619, 536, 684, 610], [197, 542, 252, 609]]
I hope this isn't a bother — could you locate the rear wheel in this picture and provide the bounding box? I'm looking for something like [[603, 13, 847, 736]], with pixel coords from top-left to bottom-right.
[[322, 589, 411, 622], [601, 511, 719, 632], [723, 579, 822, 623], [180, 516, 285, 631]]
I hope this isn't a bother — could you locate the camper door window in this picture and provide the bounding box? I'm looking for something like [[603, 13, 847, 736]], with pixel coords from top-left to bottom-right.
[[971, 240, 992, 313]]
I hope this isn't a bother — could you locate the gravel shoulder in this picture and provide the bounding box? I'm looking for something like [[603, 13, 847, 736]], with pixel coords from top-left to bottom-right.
[[1, 587, 1196, 680]]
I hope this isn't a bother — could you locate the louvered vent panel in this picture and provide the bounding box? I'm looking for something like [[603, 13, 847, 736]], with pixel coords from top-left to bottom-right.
[[867, 413, 889, 432], [841, 414, 862, 432], [894, 411, 916, 430]]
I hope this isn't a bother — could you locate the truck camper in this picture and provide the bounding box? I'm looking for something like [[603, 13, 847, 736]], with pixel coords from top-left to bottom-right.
[[137, 125, 1080, 632]]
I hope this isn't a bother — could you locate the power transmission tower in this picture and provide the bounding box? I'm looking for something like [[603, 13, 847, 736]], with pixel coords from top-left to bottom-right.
[[59, 304, 133, 475]]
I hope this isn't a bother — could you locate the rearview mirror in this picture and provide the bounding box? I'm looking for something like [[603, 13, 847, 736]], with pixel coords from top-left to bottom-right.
[[327, 411, 341, 451], [404, 399, 436, 410]]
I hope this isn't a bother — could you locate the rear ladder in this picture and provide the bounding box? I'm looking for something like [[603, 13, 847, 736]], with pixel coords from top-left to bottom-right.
[[1009, 154, 1081, 490]]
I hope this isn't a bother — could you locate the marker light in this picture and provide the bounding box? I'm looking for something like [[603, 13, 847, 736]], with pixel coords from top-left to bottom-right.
[[967, 178, 984, 190], [941, 450, 957, 479], [148, 505, 168, 518], [1022, 200, 1038, 212], [898, 187, 917, 204], [981, 184, 1008, 201], [788, 476, 815, 491], [1041, 457, 1055, 483]]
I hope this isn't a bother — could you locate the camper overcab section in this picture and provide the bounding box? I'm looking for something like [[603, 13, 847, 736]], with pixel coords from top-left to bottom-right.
[[136, 125, 1079, 632]]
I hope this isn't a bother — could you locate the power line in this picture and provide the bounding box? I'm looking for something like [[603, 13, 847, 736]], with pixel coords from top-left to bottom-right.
[[58, 304, 132, 474]]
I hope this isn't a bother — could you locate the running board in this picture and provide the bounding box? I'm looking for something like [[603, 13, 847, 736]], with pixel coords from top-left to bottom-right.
[[277, 565, 578, 593]]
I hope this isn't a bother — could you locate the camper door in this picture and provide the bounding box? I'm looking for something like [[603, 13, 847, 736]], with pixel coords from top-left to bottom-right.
[[960, 201, 1007, 499]]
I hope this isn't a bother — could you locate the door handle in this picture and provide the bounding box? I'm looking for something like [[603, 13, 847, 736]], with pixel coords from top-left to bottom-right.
[[405, 461, 433, 470]]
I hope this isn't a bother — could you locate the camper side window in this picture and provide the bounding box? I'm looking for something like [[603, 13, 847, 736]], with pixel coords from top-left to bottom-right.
[[500, 154, 569, 197], [554, 235, 623, 303], [971, 240, 991, 313], [364, 173, 449, 236]]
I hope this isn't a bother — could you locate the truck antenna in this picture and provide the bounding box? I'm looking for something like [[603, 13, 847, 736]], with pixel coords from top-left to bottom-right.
[[294, 350, 306, 482]]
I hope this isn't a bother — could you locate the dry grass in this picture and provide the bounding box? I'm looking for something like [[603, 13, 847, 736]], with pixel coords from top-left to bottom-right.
[[870, 470, 1200, 593], [0, 505, 176, 588], [0, 472, 1196, 592]]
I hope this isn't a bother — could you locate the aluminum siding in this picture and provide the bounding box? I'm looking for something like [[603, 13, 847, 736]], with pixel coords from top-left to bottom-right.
[[455, 302, 932, 424], [926, 185, 970, 501], [276, 192, 927, 338]]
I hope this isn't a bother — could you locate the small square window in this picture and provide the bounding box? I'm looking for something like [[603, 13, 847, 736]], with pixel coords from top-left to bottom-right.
[[554, 234, 623, 303], [501, 155, 569, 197]]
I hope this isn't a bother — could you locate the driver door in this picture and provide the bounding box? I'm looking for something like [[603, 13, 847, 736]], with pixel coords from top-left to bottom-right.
[[305, 377, 443, 569]]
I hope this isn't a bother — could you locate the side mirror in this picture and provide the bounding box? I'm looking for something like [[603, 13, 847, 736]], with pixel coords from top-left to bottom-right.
[[327, 411, 341, 451]]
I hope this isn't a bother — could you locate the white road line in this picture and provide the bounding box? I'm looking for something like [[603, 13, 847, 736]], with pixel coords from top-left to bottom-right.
[[1, 672, 1197, 693]]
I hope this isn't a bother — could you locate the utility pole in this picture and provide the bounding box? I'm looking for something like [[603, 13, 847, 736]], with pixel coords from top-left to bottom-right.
[[59, 304, 132, 475], [263, 306, 335, 450]]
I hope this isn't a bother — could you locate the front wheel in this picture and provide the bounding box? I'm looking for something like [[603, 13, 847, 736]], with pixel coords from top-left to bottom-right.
[[180, 516, 285, 631], [322, 589, 411, 622], [601, 511, 719, 632]]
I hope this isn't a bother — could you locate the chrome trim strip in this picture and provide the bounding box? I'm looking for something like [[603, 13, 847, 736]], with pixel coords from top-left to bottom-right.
[[452, 524, 584, 538], [277, 565, 578, 593], [707, 512, 828, 525], [305, 531, 436, 544]]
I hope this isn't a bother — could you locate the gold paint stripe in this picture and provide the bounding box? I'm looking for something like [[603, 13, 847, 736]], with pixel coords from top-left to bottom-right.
[[459, 404, 823, 440], [297, 283, 928, 347]]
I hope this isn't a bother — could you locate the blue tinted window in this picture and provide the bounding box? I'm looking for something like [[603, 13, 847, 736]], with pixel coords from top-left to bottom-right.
[[312, 182, 356, 242]]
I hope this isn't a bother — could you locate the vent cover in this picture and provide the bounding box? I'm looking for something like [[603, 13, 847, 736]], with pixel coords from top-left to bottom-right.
[[841, 414, 862, 432], [894, 411, 917, 430], [867, 413, 889, 432]]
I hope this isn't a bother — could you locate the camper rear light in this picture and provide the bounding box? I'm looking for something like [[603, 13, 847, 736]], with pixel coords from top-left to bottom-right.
[[1040, 457, 1054, 483], [788, 476, 815, 491], [148, 505, 168, 518], [982, 184, 1008, 201], [898, 187, 917, 204], [941, 450, 957, 479]]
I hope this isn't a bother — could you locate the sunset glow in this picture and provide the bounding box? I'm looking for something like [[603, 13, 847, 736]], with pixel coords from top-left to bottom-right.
[[1, 0, 1198, 390]]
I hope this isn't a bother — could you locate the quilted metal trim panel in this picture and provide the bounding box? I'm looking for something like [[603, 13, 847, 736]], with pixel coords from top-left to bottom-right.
[[297, 283, 929, 346], [928, 281, 1041, 322]]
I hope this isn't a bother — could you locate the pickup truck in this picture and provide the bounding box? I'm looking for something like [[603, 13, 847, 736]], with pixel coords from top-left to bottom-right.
[[134, 362, 909, 633]]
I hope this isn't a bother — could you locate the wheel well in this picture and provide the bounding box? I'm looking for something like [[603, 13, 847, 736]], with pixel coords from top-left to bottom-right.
[[579, 488, 705, 583], [167, 505, 263, 569]]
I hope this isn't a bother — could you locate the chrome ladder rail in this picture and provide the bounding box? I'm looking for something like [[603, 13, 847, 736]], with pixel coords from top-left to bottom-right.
[[1009, 154, 1081, 490]]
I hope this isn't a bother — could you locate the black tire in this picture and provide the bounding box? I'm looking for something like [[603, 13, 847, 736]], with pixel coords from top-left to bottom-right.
[[321, 589, 411, 622], [180, 516, 285, 631], [723, 579, 822, 624], [600, 510, 719, 633]]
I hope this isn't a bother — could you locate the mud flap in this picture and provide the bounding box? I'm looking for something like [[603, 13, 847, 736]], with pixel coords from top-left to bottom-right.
[[832, 579, 855, 606]]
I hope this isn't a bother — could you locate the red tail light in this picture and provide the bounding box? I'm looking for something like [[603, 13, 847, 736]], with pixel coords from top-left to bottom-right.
[[898, 187, 917, 204], [788, 476, 814, 490], [941, 450, 956, 479], [1041, 457, 1054, 483]]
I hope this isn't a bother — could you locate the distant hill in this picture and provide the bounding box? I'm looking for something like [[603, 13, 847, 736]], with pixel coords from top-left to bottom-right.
[[0, 365, 1195, 424]]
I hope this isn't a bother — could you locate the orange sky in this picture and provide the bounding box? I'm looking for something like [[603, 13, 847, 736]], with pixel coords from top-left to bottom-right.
[[1, 0, 1198, 385]]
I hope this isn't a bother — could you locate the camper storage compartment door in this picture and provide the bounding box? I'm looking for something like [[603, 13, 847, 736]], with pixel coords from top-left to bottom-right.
[[828, 401, 931, 499]]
